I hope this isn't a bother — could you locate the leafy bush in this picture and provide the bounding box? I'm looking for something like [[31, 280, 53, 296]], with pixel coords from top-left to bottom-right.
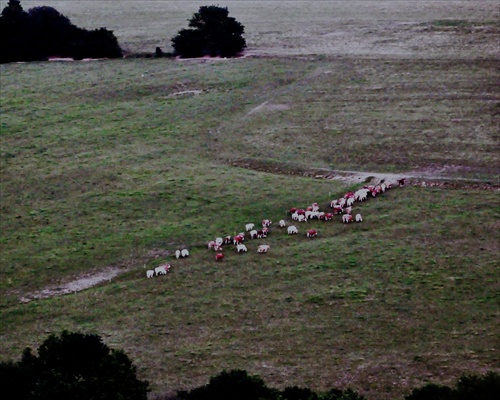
[[0, 0, 122, 63], [177, 369, 278, 400], [0, 331, 149, 400], [171, 5, 246, 58], [405, 371, 500, 400]]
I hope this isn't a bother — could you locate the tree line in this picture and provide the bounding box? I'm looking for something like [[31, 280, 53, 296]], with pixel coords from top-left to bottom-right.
[[0, 1, 247, 64], [0, 331, 498, 400]]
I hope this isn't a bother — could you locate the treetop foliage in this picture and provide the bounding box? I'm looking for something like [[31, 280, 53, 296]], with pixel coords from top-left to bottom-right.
[[172, 5, 246, 58], [0, 330, 149, 400], [0, 0, 123, 63]]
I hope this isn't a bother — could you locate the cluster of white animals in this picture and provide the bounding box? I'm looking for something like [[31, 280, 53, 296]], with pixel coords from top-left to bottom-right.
[[147, 178, 406, 276]]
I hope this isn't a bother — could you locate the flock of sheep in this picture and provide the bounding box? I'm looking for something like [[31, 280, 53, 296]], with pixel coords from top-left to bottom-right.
[[146, 179, 405, 277]]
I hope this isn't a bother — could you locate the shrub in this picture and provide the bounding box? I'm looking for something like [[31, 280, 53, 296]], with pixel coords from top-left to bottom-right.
[[2, 330, 149, 400], [177, 369, 278, 400], [171, 5, 246, 58], [0, 0, 123, 63], [405, 371, 500, 400]]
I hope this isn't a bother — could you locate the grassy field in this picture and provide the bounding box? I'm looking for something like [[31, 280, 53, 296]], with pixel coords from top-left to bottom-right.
[[1, 1, 499, 399]]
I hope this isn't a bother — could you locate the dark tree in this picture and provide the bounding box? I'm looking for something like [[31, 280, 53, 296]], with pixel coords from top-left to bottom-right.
[[177, 369, 278, 400], [281, 386, 318, 400], [172, 5, 246, 58], [5, 331, 150, 400], [0, 0, 123, 63]]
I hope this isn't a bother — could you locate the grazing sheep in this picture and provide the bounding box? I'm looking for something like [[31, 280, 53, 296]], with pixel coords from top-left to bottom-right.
[[215, 253, 225, 261], [258, 244, 270, 253], [262, 219, 272, 227], [223, 235, 233, 245], [354, 189, 369, 202], [297, 214, 307, 222], [324, 212, 334, 221], [306, 229, 317, 238], [236, 244, 248, 253], [330, 199, 338, 208], [245, 223, 254, 231], [291, 212, 299, 221], [346, 197, 355, 207], [207, 240, 216, 249], [175, 250, 181, 259], [311, 202, 320, 212], [155, 264, 170, 276], [181, 249, 189, 257], [355, 213, 363, 222], [279, 219, 286, 227], [146, 270, 155, 278], [233, 234, 244, 244], [287, 225, 298, 235], [213, 244, 223, 251], [215, 237, 223, 246], [344, 206, 352, 215], [257, 229, 267, 239], [333, 206, 343, 215], [249, 229, 258, 239], [342, 214, 353, 223]]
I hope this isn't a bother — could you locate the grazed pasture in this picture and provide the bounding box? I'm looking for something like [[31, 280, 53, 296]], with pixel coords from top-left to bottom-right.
[[1, 1, 499, 399]]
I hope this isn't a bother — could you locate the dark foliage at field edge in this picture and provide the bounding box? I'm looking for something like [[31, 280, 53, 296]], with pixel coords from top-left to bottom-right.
[[0, 0, 123, 63], [1, 331, 498, 400]]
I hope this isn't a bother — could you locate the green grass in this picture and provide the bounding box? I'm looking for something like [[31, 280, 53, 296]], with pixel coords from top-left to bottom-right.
[[1, 2, 500, 399]]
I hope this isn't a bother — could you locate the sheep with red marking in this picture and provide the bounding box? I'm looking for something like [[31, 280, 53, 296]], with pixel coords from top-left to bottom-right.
[[262, 219, 272, 227], [233, 234, 244, 244], [306, 229, 317, 238], [324, 212, 333, 221], [223, 236, 233, 245], [215, 253, 224, 261], [155, 264, 170, 276], [342, 214, 353, 223]]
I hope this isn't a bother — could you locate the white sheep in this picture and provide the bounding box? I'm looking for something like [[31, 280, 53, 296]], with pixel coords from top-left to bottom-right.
[[215, 237, 223, 246], [249, 229, 258, 239], [346, 197, 355, 207], [257, 244, 270, 253], [355, 213, 363, 222], [155, 264, 170, 276], [245, 223, 254, 231], [279, 219, 286, 227], [287, 225, 298, 235], [291, 212, 299, 221], [146, 270, 155, 278], [181, 249, 189, 257], [236, 244, 248, 253], [175, 250, 181, 259]]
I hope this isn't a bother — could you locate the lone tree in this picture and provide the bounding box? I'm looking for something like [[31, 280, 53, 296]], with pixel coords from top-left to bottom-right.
[[0, 331, 149, 400], [172, 5, 246, 58]]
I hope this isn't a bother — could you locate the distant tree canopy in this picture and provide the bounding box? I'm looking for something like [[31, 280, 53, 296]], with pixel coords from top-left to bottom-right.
[[0, 0, 123, 63], [0, 331, 149, 400], [172, 5, 246, 58]]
